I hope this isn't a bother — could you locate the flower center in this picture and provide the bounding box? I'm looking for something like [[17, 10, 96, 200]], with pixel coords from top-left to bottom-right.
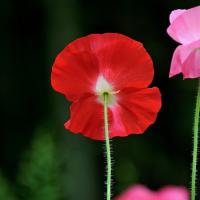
[[95, 75, 119, 106]]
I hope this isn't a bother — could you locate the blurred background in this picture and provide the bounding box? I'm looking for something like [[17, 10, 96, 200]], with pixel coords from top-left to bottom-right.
[[0, 0, 200, 199]]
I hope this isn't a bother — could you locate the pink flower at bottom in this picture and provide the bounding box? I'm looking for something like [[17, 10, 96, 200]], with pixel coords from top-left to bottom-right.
[[115, 185, 189, 200], [167, 6, 200, 78]]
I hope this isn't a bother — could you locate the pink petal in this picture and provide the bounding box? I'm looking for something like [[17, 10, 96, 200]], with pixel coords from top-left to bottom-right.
[[158, 186, 189, 200], [182, 47, 200, 78], [169, 9, 186, 24], [115, 185, 154, 200], [167, 6, 200, 44], [169, 45, 182, 78], [115, 185, 189, 200], [169, 39, 200, 78]]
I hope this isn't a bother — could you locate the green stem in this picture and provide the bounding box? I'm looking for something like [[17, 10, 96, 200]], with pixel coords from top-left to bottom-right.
[[104, 93, 111, 200], [191, 79, 200, 200]]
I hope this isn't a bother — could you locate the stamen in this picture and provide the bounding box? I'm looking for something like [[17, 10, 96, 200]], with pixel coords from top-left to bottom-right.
[[95, 75, 113, 95], [110, 90, 120, 95], [95, 75, 118, 106]]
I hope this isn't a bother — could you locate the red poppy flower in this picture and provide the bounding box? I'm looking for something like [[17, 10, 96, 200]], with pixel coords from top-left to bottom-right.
[[51, 33, 161, 140]]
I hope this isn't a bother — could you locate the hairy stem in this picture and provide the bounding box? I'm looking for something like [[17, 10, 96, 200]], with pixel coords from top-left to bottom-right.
[[104, 93, 111, 200], [191, 79, 200, 200]]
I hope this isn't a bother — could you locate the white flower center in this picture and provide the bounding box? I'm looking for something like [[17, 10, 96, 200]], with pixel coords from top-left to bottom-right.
[[95, 75, 119, 106]]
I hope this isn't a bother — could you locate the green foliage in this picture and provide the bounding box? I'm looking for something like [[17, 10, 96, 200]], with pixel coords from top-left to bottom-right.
[[0, 130, 62, 200], [0, 172, 17, 200], [18, 130, 61, 200]]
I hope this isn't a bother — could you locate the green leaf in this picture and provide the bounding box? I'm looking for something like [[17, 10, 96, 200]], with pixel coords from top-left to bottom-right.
[[18, 129, 61, 200], [0, 172, 17, 200]]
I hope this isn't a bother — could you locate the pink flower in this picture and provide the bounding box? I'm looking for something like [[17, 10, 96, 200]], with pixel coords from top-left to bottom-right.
[[115, 184, 189, 200], [167, 6, 200, 78]]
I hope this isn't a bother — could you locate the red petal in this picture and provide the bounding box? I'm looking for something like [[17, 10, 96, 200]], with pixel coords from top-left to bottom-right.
[[109, 87, 161, 137], [51, 49, 99, 101], [65, 87, 161, 140], [64, 94, 112, 140], [51, 33, 154, 102], [86, 33, 154, 90]]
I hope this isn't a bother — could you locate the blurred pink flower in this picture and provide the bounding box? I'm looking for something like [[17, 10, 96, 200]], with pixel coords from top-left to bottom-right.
[[167, 6, 200, 78], [115, 184, 189, 200]]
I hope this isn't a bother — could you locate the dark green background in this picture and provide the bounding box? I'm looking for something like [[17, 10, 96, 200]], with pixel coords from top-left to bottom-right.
[[0, 0, 199, 199]]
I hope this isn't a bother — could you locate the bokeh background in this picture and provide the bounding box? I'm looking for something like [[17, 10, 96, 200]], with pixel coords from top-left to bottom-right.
[[1, 0, 200, 199]]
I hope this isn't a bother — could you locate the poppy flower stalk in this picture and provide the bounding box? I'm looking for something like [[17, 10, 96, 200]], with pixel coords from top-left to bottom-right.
[[191, 80, 200, 200], [167, 6, 200, 200], [103, 92, 111, 200]]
